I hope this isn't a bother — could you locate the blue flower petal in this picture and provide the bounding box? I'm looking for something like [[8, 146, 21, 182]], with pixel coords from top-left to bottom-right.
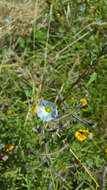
[[79, 5, 86, 11], [4, 17, 12, 23], [95, 19, 103, 25]]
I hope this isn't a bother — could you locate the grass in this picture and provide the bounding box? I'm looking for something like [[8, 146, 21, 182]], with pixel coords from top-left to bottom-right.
[[0, 0, 107, 189]]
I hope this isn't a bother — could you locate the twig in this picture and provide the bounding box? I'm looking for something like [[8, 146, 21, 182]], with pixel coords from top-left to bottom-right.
[[54, 110, 94, 127], [40, 4, 52, 91], [55, 31, 90, 60], [54, 84, 95, 127], [98, 165, 107, 190], [32, 144, 69, 157], [57, 44, 107, 106], [69, 147, 99, 188], [75, 182, 84, 190]]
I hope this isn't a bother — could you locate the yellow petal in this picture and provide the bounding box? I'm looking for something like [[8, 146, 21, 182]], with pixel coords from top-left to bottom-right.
[[80, 98, 88, 107], [75, 131, 87, 141], [6, 109, 14, 115], [6, 144, 15, 152], [32, 104, 39, 114], [104, 148, 107, 154], [79, 129, 89, 133]]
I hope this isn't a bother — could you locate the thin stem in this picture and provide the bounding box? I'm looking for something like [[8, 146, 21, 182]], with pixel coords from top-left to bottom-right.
[[69, 147, 99, 188]]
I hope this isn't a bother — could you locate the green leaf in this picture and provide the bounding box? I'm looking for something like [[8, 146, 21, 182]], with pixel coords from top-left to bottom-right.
[[18, 39, 25, 48], [86, 72, 97, 87]]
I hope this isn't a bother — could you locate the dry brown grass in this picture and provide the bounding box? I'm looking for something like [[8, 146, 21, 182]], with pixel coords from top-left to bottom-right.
[[0, 0, 47, 44]]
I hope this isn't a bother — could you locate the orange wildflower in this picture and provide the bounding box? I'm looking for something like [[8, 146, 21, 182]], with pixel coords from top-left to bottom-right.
[[75, 129, 89, 141], [80, 98, 88, 107], [6, 144, 15, 152]]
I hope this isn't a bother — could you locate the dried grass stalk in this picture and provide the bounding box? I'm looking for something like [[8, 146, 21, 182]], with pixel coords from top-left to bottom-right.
[[0, 0, 47, 42]]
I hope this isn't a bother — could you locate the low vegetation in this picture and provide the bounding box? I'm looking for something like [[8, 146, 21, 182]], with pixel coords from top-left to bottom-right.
[[0, 0, 107, 189]]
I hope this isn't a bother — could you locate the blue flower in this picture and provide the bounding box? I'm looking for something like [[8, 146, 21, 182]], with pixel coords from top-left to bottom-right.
[[36, 101, 58, 121], [4, 17, 12, 23], [79, 5, 86, 11], [15, 31, 21, 35], [95, 19, 103, 25]]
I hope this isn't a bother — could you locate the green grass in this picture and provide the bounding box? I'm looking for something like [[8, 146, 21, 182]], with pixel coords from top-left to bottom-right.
[[0, 0, 107, 189]]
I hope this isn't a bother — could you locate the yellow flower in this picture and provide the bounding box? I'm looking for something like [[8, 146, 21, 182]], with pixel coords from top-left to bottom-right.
[[75, 129, 89, 141], [6, 109, 14, 115], [80, 98, 88, 107], [31, 104, 39, 115], [6, 144, 15, 152], [59, 163, 67, 172], [104, 148, 107, 154]]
